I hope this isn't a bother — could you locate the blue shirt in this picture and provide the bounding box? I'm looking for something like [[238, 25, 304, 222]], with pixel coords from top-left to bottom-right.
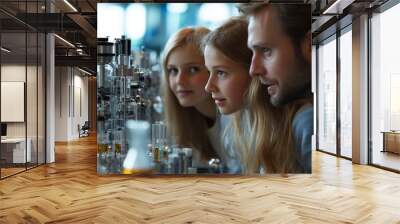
[[292, 104, 313, 173]]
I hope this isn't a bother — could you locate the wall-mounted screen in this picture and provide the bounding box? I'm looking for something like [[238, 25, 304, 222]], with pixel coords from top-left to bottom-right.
[[96, 3, 313, 175], [1, 81, 25, 122]]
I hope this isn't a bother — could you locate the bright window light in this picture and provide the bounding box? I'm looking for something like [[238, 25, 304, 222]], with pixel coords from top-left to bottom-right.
[[97, 4, 124, 41], [167, 3, 188, 14], [198, 3, 230, 23], [125, 4, 146, 40]]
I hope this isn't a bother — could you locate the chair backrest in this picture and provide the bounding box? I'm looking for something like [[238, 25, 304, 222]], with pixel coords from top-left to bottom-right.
[[82, 121, 90, 129]]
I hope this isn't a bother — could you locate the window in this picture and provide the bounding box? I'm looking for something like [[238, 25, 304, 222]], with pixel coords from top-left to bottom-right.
[[339, 28, 352, 158], [317, 35, 337, 154], [370, 2, 400, 171]]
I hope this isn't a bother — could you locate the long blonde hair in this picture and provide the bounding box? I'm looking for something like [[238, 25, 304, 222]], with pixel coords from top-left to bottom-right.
[[244, 80, 312, 174], [161, 27, 216, 160], [200, 17, 305, 174], [201, 17, 255, 172], [237, 4, 312, 173]]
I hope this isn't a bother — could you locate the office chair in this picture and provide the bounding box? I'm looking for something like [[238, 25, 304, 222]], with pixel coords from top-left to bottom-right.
[[79, 121, 90, 138]]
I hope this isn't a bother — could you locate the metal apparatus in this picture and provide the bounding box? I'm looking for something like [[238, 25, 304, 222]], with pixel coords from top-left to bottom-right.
[[97, 36, 225, 175], [97, 36, 159, 174]]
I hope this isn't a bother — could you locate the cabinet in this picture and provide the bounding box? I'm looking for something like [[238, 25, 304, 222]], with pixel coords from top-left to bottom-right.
[[382, 131, 400, 154], [1, 138, 31, 164]]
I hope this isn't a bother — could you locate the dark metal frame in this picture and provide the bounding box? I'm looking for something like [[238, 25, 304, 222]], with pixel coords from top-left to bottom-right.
[[336, 26, 341, 158], [44, 0, 47, 165], [367, 10, 373, 166], [315, 44, 319, 152], [25, 1, 28, 172]]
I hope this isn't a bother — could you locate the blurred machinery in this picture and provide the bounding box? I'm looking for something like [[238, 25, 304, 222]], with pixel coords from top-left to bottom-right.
[[97, 36, 225, 175], [97, 36, 161, 174]]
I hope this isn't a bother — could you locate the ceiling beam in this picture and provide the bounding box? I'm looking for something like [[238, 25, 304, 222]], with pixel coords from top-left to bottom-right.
[[55, 55, 95, 72], [66, 13, 96, 47]]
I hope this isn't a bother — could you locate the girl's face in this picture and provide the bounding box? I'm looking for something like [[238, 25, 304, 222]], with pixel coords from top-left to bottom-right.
[[167, 44, 210, 107], [204, 45, 251, 115]]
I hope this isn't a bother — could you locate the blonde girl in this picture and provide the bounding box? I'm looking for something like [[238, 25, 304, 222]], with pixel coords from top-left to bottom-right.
[[161, 27, 219, 164]]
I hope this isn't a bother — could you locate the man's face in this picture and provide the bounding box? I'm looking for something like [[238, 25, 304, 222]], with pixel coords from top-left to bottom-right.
[[247, 6, 311, 107]]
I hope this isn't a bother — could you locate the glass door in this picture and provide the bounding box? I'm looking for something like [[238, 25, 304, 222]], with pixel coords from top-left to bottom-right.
[[317, 35, 337, 155], [339, 27, 352, 159], [1, 30, 28, 178], [0, 0, 47, 179], [370, 2, 400, 171]]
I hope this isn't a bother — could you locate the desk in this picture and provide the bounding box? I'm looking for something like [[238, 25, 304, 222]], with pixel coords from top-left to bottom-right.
[[382, 131, 400, 154], [1, 138, 31, 163]]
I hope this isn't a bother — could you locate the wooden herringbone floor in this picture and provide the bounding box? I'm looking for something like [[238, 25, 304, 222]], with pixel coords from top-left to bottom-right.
[[1, 135, 400, 224]]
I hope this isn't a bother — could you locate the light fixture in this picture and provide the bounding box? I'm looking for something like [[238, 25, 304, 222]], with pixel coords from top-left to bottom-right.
[[125, 4, 146, 40], [167, 3, 188, 14], [1, 47, 11, 53], [54, 34, 75, 48], [78, 67, 93, 76], [63, 0, 78, 12], [322, 0, 355, 15], [97, 4, 124, 42], [198, 4, 230, 23]]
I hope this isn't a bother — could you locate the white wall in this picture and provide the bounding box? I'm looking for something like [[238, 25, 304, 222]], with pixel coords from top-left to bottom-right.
[[54, 66, 89, 141], [1, 65, 41, 138], [55, 67, 68, 141], [1, 64, 46, 164], [73, 72, 89, 137], [1, 65, 26, 139]]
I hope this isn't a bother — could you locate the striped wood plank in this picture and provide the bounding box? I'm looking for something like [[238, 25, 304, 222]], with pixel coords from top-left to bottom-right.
[[1, 135, 400, 223]]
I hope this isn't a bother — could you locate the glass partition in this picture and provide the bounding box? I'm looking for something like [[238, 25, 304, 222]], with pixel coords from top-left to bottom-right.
[[0, 31, 28, 177], [317, 35, 337, 155], [371, 2, 400, 171], [0, 0, 46, 179], [339, 28, 352, 158], [27, 29, 38, 168]]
